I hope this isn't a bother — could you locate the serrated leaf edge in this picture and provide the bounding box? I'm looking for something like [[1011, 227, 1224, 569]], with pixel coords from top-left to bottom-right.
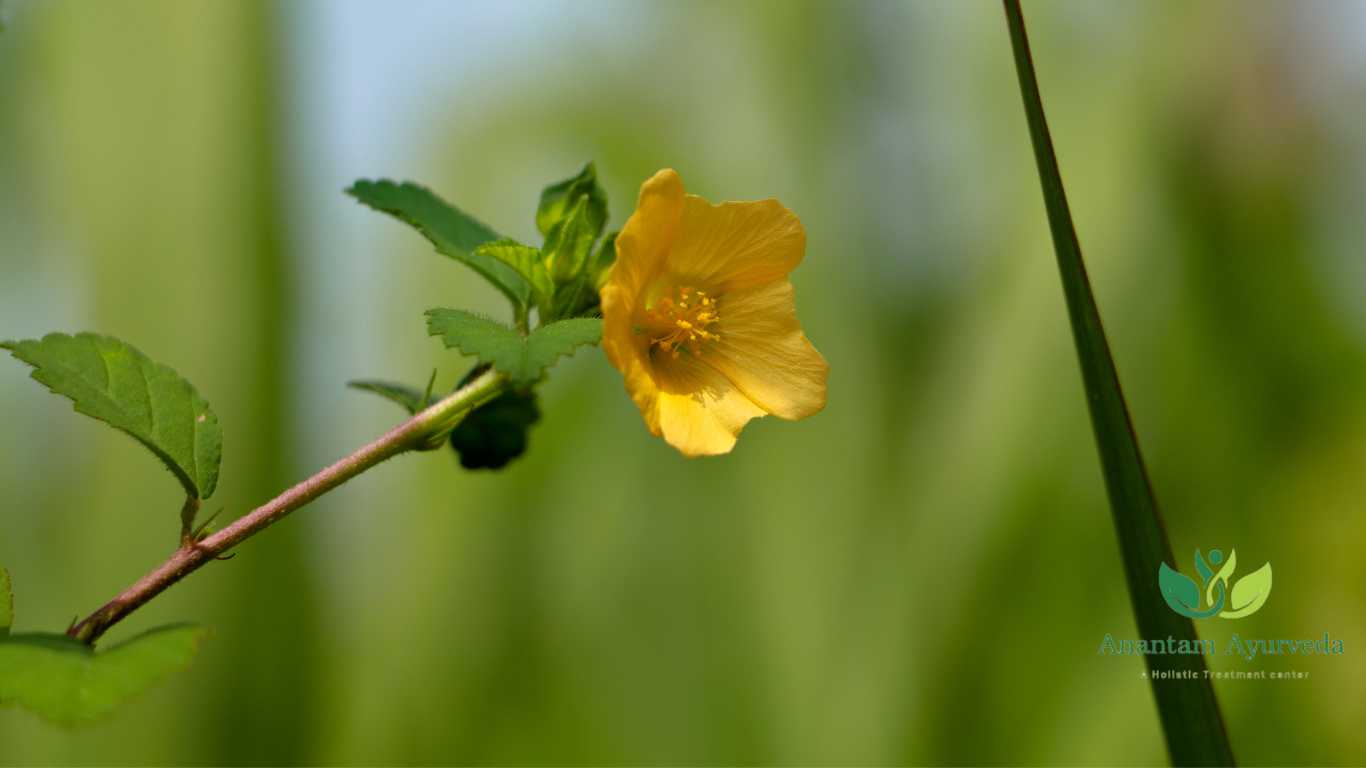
[[2, 333, 221, 500], [524, 318, 603, 378], [425, 310, 601, 385], [345, 179, 531, 308], [474, 238, 553, 308]]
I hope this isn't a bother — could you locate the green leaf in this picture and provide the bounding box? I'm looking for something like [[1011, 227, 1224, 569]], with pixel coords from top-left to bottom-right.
[[425, 311, 522, 377], [541, 199, 608, 322], [425, 309, 601, 386], [346, 373, 447, 450], [2, 333, 222, 500], [1222, 562, 1273, 619], [1003, 3, 1234, 765], [536, 162, 607, 239], [537, 164, 610, 322], [347, 179, 531, 309], [475, 238, 554, 313], [347, 379, 427, 415], [548, 276, 600, 323], [539, 230, 616, 323], [0, 624, 207, 726], [544, 195, 600, 285], [0, 567, 12, 637]]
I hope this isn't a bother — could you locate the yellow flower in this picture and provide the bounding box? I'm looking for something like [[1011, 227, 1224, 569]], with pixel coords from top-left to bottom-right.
[[599, 168, 828, 456]]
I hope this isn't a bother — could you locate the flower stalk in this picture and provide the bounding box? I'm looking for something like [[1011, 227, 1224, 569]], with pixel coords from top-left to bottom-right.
[[68, 367, 505, 645]]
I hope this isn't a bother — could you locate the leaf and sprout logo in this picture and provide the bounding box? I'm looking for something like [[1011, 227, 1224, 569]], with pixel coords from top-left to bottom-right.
[[1159, 549, 1272, 619]]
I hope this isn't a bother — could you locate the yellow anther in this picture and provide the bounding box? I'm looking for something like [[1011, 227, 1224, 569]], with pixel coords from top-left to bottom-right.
[[646, 285, 721, 358]]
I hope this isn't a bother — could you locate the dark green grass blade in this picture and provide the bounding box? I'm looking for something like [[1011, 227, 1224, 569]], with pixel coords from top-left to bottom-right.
[[1001, 2, 1235, 765]]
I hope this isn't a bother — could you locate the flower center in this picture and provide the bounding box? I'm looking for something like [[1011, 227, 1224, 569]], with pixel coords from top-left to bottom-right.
[[646, 286, 720, 359]]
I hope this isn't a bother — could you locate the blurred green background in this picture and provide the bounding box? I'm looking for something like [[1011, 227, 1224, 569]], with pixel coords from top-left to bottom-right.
[[2, 0, 1365, 764]]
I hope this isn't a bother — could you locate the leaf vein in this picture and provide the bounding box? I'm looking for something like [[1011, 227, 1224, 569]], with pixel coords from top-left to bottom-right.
[[137, 355, 156, 438]]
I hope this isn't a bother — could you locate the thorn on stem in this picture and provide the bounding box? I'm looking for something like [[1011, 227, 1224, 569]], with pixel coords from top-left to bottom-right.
[[422, 368, 438, 409], [191, 508, 225, 542]]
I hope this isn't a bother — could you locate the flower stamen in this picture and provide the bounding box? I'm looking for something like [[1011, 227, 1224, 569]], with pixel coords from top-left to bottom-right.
[[647, 286, 721, 358]]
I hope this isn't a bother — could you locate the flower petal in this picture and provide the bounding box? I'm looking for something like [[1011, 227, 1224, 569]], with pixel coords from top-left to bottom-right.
[[609, 168, 685, 301], [705, 279, 828, 420], [600, 168, 823, 457], [599, 326, 762, 457], [650, 354, 766, 457], [666, 195, 805, 294], [600, 280, 649, 376]]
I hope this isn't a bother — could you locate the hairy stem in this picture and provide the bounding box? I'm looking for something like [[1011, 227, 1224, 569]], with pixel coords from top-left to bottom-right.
[[68, 368, 505, 644]]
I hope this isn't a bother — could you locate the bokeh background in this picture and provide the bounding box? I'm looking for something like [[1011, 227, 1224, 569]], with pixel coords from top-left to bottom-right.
[[2, 0, 1365, 764]]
